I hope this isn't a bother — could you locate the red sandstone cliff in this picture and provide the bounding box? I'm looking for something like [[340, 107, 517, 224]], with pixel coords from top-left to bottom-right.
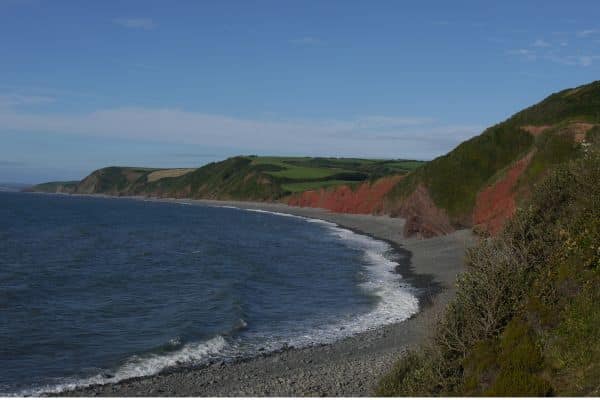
[[472, 151, 535, 235], [286, 175, 402, 214], [388, 184, 455, 238], [286, 176, 454, 238]]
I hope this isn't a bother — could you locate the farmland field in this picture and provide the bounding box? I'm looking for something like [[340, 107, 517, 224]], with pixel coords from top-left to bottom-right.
[[248, 156, 424, 192]]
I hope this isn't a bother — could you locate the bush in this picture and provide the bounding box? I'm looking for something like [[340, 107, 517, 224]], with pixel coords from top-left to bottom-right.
[[378, 150, 600, 396]]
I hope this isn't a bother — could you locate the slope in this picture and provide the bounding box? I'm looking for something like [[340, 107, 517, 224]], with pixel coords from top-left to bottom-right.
[[384, 80, 600, 237]]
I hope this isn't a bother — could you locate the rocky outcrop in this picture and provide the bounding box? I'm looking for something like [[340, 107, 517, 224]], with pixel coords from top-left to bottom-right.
[[75, 172, 100, 194], [472, 151, 535, 235], [387, 184, 454, 239], [286, 175, 403, 214]]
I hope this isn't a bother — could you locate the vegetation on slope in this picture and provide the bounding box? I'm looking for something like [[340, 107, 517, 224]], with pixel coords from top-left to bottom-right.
[[509, 81, 600, 125], [28, 181, 79, 193], [377, 148, 600, 396], [30, 156, 424, 200], [144, 157, 286, 200], [386, 80, 600, 227], [75, 166, 156, 194], [518, 123, 582, 190], [387, 124, 534, 224]]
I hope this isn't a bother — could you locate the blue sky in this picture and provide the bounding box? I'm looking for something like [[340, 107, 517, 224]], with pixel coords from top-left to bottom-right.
[[1, 0, 599, 183]]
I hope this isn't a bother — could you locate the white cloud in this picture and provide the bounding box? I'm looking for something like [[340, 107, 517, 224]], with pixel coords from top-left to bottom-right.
[[577, 29, 598, 38], [507, 29, 600, 67], [290, 37, 322, 45], [532, 39, 551, 48], [0, 94, 54, 108], [113, 18, 156, 30], [0, 105, 480, 160], [546, 54, 599, 67], [507, 48, 537, 61]]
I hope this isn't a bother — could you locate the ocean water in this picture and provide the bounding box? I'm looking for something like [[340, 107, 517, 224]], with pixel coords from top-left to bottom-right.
[[0, 192, 418, 396]]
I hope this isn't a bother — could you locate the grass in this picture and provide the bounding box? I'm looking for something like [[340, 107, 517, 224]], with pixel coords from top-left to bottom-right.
[[250, 155, 423, 183], [246, 156, 424, 195], [509, 80, 600, 126], [146, 168, 194, 182], [267, 165, 348, 179], [383, 160, 426, 171], [281, 180, 356, 193], [519, 124, 580, 190]]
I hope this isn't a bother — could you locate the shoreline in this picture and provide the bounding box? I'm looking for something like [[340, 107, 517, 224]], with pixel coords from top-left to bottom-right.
[[27, 194, 475, 396]]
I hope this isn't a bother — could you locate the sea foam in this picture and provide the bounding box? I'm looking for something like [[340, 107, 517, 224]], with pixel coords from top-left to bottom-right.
[[12, 336, 227, 397], [219, 206, 419, 346]]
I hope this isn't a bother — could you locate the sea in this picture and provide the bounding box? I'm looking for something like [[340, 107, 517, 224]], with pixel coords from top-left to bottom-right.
[[0, 192, 419, 396]]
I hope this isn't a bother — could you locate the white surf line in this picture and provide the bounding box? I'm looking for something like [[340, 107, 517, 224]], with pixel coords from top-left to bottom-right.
[[10, 336, 228, 397], [213, 204, 420, 338]]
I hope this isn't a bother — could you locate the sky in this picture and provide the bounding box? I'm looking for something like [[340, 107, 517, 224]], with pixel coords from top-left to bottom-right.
[[1, 0, 599, 183]]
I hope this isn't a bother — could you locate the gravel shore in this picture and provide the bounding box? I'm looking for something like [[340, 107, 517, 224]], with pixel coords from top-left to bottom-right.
[[55, 199, 474, 397]]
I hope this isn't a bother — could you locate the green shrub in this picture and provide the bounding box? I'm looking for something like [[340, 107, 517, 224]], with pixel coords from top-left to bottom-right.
[[378, 150, 600, 396], [488, 369, 552, 396], [486, 318, 550, 396], [521, 127, 580, 186]]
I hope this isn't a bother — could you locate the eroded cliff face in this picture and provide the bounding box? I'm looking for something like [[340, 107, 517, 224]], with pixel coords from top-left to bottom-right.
[[287, 177, 455, 239], [472, 151, 534, 235], [286, 175, 403, 214], [385, 184, 455, 238]]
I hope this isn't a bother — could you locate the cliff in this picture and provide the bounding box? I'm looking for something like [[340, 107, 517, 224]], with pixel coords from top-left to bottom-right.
[[383, 80, 600, 237], [286, 175, 402, 214]]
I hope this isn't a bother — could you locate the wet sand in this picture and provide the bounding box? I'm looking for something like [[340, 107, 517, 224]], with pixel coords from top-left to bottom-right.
[[56, 199, 475, 397]]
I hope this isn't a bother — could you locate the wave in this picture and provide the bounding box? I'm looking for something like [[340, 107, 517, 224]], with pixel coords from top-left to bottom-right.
[[11, 336, 227, 397], [214, 205, 419, 346], [14, 204, 418, 396]]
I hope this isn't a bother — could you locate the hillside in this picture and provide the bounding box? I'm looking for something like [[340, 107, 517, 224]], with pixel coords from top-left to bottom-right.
[[377, 147, 600, 396], [25, 180, 79, 193], [383, 80, 600, 237], [30, 156, 423, 201]]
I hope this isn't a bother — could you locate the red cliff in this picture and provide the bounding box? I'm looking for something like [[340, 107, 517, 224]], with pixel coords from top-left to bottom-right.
[[472, 151, 534, 235], [286, 175, 403, 214]]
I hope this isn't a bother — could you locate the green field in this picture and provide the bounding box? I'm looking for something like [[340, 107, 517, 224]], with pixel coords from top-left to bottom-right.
[[281, 179, 357, 193], [248, 156, 423, 192]]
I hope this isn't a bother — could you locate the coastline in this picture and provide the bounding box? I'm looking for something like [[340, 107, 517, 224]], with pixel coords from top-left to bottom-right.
[[42, 195, 475, 397]]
